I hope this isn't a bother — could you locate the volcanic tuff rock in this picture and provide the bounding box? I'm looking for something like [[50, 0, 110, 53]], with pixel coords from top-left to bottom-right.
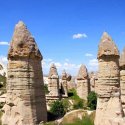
[[120, 47, 125, 68], [120, 47, 125, 113], [90, 72, 98, 92], [47, 63, 60, 98], [97, 32, 119, 59], [77, 64, 90, 100], [95, 32, 125, 125], [60, 70, 71, 97], [2, 21, 47, 125]]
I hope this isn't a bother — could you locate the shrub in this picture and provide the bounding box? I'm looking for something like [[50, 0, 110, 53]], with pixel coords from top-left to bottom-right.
[[68, 88, 85, 109], [50, 100, 65, 118], [87, 91, 97, 110], [44, 84, 49, 94], [62, 99, 70, 112], [68, 88, 80, 100], [73, 99, 84, 109]]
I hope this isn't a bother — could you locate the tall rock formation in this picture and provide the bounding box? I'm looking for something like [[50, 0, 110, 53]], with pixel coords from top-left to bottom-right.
[[77, 64, 90, 100], [95, 32, 124, 125], [60, 70, 71, 98], [47, 64, 60, 100], [89, 72, 98, 92], [120, 47, 125, 113], [2, 21, 47, 125]]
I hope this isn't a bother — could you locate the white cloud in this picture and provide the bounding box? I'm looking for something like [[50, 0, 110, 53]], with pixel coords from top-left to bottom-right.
[[88, 59, 98, 71], [0, 56, 7, 76], [65, 59, 70, 62], [0, 56, 7, 64], [42, 58, 81, 75], [73, 33, 87, 39], [0, 41, 9, 46], [85, 53, 93, 57], [55, 62, 62, 68], [89, 59, 98, 66], [44, 58, 53, 62]]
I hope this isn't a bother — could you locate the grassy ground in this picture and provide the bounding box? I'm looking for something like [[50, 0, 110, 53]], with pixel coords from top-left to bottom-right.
[[43, 110, 95, 125]]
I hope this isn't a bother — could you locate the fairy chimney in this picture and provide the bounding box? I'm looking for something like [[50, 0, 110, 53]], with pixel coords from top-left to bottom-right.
[[48, 64, 60, 98], [2, 21, 47, 125], [60, 70, 71, 97], [77, 64, 90, 100], [120, 47, 125, 113], [95, 32, 124, 125]]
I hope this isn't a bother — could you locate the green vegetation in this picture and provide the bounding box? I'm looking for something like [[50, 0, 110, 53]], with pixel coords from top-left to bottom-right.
[[44, 84, 49, 94], [68, 88, 84, 110], [44, 112, 95, 125], [62, 99, 70, 112], [87, 91, 97, 110], [50, 100, 66, 118], [63, 115, 94, 125], [68, 88, 80, 100], [73, 99, 84, 109]]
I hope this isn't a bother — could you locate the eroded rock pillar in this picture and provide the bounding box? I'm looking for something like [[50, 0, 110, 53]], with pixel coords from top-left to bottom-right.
[[77, 64, 90, 100], [95, 32, 124, 125], [2, 21, 47, 125]]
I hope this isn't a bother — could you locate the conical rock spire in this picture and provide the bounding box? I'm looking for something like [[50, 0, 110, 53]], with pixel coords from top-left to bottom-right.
[[77, 64, 88, 80], [8, 21, 42, 59], [98, 32, 119, 59], [48, 63, 58, 78]]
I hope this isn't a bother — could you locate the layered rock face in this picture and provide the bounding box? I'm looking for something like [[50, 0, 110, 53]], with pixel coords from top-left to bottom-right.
[[61, 70, 71, 97], [89, 72, 98, 92], [47, 64, 60, 99], [95, 32, 124, 125], [2, 21, 47, 125], [120, 47, 125, 113], [77, 64, 90, 100]]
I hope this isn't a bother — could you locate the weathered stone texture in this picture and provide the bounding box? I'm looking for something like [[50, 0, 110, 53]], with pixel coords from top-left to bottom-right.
[[89, 72, 98, 92], [60, 70, 71, 97], [77, 64, 90, 100], [95, 32, 124, 125], [47, 64, 59, 98], [2, 21, 47, 125], [120, 47, 125, 113]]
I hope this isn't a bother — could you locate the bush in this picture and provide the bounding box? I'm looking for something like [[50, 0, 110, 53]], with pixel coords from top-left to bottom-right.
[[44, 84, 49, 94], [68, 88, 85, 109], [68, 88, 80, 100], [87, 91, 97, 110], [73, 99, 84, 109], [50, 100, 65, 118], [62, 99, 70, 112]]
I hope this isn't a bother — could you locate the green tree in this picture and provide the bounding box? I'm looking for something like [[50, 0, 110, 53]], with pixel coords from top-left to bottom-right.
[[73, 99, 84, 109], [44, 84, 49, 94], [50, 100, 65, 117], [87, 91, 97, 110]]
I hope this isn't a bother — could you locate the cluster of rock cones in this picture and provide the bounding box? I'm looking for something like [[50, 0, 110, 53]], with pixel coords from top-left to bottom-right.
[[1, 21, 125, 125]]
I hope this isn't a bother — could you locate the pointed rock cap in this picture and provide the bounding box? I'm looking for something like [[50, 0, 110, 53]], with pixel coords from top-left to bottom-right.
[[62, 70, 67, 80], [98, 32, 119, 59], [48, 63, 58, 79], [77, 64, 88, 80], [120, 47, 125, 68], [66, 74, 72, 81], [8, 21, 42, 60]]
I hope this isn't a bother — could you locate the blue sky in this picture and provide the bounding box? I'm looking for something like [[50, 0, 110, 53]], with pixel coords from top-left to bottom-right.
[[0, 0, 125, 75]]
